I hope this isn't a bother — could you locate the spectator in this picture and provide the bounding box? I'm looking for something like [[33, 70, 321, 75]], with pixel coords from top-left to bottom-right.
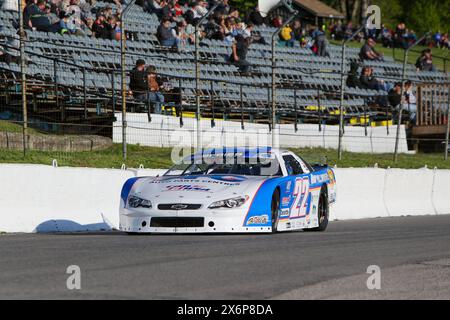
[[145, 65, 165, 114], [394, 22, 407, 49], [129, 59, 163, 113], [279, 24, 294, 47], [229, 29, 253, 73], [403, 80, 417, 121], [157, 18, 179, 48], [105, 15, 120, 40], [92, 13, 109, 39], [24, 0, 38, 29], [311, 26, 328, 57], [129, 59, 148, 100], [291, 20, 303, 42], [184, 2, 201, 26], [415, 48, 436, 72], [272, 15, 282, 28], [359, 38, 383, 61], [196, 1, 208, 17], [388, 82, 402, 107], [380, 24, 393, 48], [28, 0, 61, 32], [346, 61, 361, 88], [215, 0, 230, 16], [359, 67, 387, 91], [59, 10, 77, 34]]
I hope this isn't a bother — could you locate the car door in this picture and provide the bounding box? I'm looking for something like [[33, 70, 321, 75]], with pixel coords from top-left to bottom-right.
[[281, 154, 312, 222]]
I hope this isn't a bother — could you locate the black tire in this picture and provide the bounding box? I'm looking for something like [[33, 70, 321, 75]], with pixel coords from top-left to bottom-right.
[[304, 186, 329, 232], [271, 190, 280, 233]]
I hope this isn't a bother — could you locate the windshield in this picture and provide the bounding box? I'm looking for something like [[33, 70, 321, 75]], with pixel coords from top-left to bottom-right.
[[165, 156, 282, 176]]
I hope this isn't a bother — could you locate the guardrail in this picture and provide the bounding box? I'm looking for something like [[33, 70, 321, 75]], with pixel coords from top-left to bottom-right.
[[0, 164, 449, 233]]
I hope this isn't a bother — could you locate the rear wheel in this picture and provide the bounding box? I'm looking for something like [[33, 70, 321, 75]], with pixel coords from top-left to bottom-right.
[[304, 186, 329, 232], [271, 190, 280, 233]]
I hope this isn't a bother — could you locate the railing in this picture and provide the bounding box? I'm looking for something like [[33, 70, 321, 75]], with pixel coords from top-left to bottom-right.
[[417, 83, 450, 127]]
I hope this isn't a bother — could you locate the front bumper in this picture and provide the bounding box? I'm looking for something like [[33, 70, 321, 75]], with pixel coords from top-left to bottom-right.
[[119, 210, 272, 233]]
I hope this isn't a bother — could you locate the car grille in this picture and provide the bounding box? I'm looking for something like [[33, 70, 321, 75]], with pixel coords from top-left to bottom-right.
[[157, 203, 202, 210], [150, 217, 204, 228]]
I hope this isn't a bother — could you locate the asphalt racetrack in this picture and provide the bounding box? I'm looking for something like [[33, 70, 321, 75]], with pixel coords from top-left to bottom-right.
[[1, 215, 450, 299]]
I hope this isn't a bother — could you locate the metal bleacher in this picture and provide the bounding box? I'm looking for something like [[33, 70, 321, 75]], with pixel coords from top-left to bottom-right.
[[0, 1, 449, 127]]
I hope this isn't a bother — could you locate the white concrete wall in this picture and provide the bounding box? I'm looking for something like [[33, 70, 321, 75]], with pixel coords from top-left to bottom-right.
[[113, 113, 409, 154], [1, 164, 448, 233]]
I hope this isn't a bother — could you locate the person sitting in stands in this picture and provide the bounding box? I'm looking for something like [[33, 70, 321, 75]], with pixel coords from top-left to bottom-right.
[[359, 38, 383, 61], [92, 13, 109, 39], [279, 24, 294, 47], [415, 48, 436, 72], [129, 59, 150, 105], [157, 18, 180, 48], [388, 82, 402, 108], [28, 0, 60, 32], [146, 65, 165, 114], [346, 61, 361, 88], [403, 80, 417, 122]]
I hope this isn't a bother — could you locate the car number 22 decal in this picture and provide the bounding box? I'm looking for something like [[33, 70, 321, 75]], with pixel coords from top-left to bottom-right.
[[290, 177, 310, 218]]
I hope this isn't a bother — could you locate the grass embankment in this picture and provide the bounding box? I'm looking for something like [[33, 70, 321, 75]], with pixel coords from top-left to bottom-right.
[[1, 143, 449, 169], [2, 121, 449, 169]]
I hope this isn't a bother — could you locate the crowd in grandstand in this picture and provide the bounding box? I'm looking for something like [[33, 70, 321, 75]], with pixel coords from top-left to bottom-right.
[[0, 0, 446, 120]]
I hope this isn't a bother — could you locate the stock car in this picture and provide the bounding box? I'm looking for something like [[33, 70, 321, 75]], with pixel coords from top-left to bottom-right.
[[119, 147, 336, 233]]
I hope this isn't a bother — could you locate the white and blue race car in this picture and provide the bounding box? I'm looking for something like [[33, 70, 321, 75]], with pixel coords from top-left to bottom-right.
[[119, 147, 336, 233]]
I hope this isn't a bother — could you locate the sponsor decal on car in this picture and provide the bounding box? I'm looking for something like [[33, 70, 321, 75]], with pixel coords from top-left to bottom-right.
[[165, 185, 211, 192], [247, 215, 269, 225], [210, 175, 247, 182], [286, 180, 292, 192], [281, 196, 291, 206], [327, 169, 335, 183], [280, 208, 290, 217]]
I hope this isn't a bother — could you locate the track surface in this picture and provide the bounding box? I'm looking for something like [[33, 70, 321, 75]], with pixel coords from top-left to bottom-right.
[[1, 215, 450, 299]]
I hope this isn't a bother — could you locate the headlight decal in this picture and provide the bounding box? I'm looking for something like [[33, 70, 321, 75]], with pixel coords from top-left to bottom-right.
[[208, 196, 248, 209], [128, 196, 152, 208]]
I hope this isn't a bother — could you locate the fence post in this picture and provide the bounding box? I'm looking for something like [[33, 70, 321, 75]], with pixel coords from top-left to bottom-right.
[[83, 67, 87, 119], [337, 20, 369, 160], [120, 0, 136, 160], [179, 78, 184, 127], [294, 88, 298, 132], [271, 10, 297, 148], [53, 60, 59, 114], [210, 81, 215, 128], [317, 88, 322, 132], [195, 4, 218, 151], [445, 87, 450, 160], [111, 71, 116, 113], [240, 84, 244, 130], [19, 0, 28, 156]]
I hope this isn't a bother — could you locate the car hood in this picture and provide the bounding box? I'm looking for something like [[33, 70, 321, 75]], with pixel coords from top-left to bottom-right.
[[132, 174, 269, 204]]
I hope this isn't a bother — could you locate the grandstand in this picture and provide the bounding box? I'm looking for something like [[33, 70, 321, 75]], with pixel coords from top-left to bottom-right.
[[0, 1, 449, 151]]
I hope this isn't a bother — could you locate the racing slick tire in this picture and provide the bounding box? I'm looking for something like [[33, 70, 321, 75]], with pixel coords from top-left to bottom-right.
[[304, 185, 329, 232], [271, 189, 280, 233]]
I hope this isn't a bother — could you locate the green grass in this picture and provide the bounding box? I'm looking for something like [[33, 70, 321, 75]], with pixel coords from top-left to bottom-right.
[[0, 120, 40, 135], [329, 40, 450, 72], [1, 144, 449, 169]]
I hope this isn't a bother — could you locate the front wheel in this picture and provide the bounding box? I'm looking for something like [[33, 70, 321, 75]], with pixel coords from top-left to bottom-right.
[[304, 186, 329, 232]]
